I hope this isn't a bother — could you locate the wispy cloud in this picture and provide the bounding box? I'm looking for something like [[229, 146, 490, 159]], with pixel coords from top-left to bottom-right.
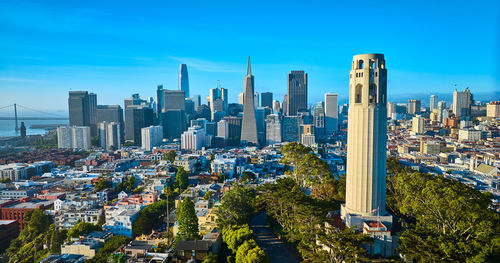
[[167, 56, 243, 73]]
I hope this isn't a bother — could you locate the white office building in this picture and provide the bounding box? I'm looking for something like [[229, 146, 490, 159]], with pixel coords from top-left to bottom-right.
[[217, 120, 229, 139], [181, 126, 205, 151], [141, 125, 163, 151]]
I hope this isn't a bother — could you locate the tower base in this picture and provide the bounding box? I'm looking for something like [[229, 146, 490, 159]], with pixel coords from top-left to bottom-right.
[[340, 204, 398, 258]]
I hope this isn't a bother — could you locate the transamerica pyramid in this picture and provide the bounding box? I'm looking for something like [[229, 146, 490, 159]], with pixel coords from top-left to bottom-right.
[[240, 57, 259, 146]]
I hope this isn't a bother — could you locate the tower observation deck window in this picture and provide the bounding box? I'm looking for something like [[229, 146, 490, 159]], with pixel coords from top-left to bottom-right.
[[355, 84, 362, 103], [369, 84, 377, 103]]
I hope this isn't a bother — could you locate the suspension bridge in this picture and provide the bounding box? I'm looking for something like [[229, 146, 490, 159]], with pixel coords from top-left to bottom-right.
[[0, 104, 68, 132]]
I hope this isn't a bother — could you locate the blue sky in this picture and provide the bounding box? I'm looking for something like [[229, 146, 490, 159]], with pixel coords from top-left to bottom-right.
[[0, 0, 499, 115]]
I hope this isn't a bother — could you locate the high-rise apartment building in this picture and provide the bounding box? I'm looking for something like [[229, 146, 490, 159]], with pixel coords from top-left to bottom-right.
[[141, 125, 163, 151], [124, 93, 148, 109], [98, 122, 121, 150], [324, 93, 338, 134], [57, 126, 91, 150], [179, 64, 189, 97], [286, 71, 308, 116], [261, 92, 273, 108], [430, 94, 438, 111], [407, 99, 421, 115], [299, 124, 315, 146], [240, 57, 259, 146], [125, 105, 154, 145], [412, 115, 425, 134], [265, 113, 281, 146], [387, 102, 396, 119], [453, 87, 473, 118], [282, 116, 300, 142]]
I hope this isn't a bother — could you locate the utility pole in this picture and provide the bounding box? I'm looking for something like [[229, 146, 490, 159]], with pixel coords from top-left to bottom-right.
[[14, 103, 19, 131]]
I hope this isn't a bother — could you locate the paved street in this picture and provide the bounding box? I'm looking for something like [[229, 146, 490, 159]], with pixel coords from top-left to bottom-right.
[[250, 212, 301, 263]]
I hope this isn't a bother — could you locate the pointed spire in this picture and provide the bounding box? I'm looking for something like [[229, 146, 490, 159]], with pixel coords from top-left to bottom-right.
[[247, 56, 252, 76]]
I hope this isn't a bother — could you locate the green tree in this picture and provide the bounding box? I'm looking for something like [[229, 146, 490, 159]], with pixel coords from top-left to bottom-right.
[[315, 226, 371, 263], [91, 136, 99, 147], [133, 200, 168, 236], [222, 224, 254, 253], [87, 235, 130, 263], [94, 180, 112, 191], [66, 221, 102, 240], [203, 190, 213, 201], [386, 159, 500, 262], [216, 185, 255, 228], [240, 171, 256, 183], [202, 253, 218, 263], [177, 197, 199, 240], [175, 167, 189, 190], [235, 240, 269, 263], [164, 150, 177, 163]]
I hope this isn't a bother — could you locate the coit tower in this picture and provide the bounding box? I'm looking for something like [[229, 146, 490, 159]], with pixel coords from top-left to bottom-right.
[[344, 53, 387, 217]]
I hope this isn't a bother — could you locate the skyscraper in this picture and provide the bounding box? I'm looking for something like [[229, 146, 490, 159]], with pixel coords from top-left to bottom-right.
[[407, 99, 421, 115], [98, 122, 121, 150], [286, 70, 308, 116], [222, 116, 242, 146], [324, 93, 338, 134], [238, 93, 244, 105], [412, 115, 425, 134], [124, 93, 148, 109], [97, 105, 124, 142], [240, 57, 259, 146], [387, 102, 396, 119], [313, 102, 325, 139], [125, 105, 154, 145], [179, 64, 189, 98], [430, 94, 438, 111], [208, 82, 228, 120], [453, 87, 473, 118], [162, 90, 187, 139], [265, 113, 281, 146], [156, 85, 164, 119], [261, 92, 273, 108], [68, 91, 90, 127], [88, 93, 97, 136], [272, 100, 281, 113], [342, 53, 392, 228]]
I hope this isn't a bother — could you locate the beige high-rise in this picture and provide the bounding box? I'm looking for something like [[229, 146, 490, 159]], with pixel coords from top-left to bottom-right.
[[344, 54, 387, 217]]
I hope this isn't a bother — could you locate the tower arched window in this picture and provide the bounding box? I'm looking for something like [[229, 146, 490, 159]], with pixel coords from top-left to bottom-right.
[[381, 82, 387, 104], [355, 84, 362, 103], [358, 60, 364, 69], [369, 84, 377, 104]]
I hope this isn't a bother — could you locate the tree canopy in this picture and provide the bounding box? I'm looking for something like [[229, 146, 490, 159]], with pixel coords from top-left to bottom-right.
[[235, 239, 269, 263], [175, 167, 189, 191], [216, 185, 256, 228], [386, 157, 500, 262], [66, 221, 102, 240], [222, 224, 254, 253], [177, 197, 199, 240]]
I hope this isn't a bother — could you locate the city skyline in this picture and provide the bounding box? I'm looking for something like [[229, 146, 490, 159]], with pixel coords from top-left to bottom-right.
[[1, 0, 499, 112]]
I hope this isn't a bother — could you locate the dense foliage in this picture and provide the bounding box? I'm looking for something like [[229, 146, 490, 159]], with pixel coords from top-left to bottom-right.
[[174, 167, 189, 191], [386, 157, 500, 262], [221, 224, 254, 253], [177, 197, 200, 240], [66, 221, 102, 240], [133, 200, 168, 236], [235, 239, 269, 263], [216, 185, 256, 228], [86, 235, 130, 263], [163, 150, 177, 163], [6, 209, 66, 263], [115, 176, 136, 193], [94, 179, 112, 191], [258, 177, 370, 262]]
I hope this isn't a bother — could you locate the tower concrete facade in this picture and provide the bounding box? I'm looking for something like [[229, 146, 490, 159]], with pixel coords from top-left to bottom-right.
[[240, 57, 259, 146], [341, 53, 395, 257], [342, 53, 388, 218]]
